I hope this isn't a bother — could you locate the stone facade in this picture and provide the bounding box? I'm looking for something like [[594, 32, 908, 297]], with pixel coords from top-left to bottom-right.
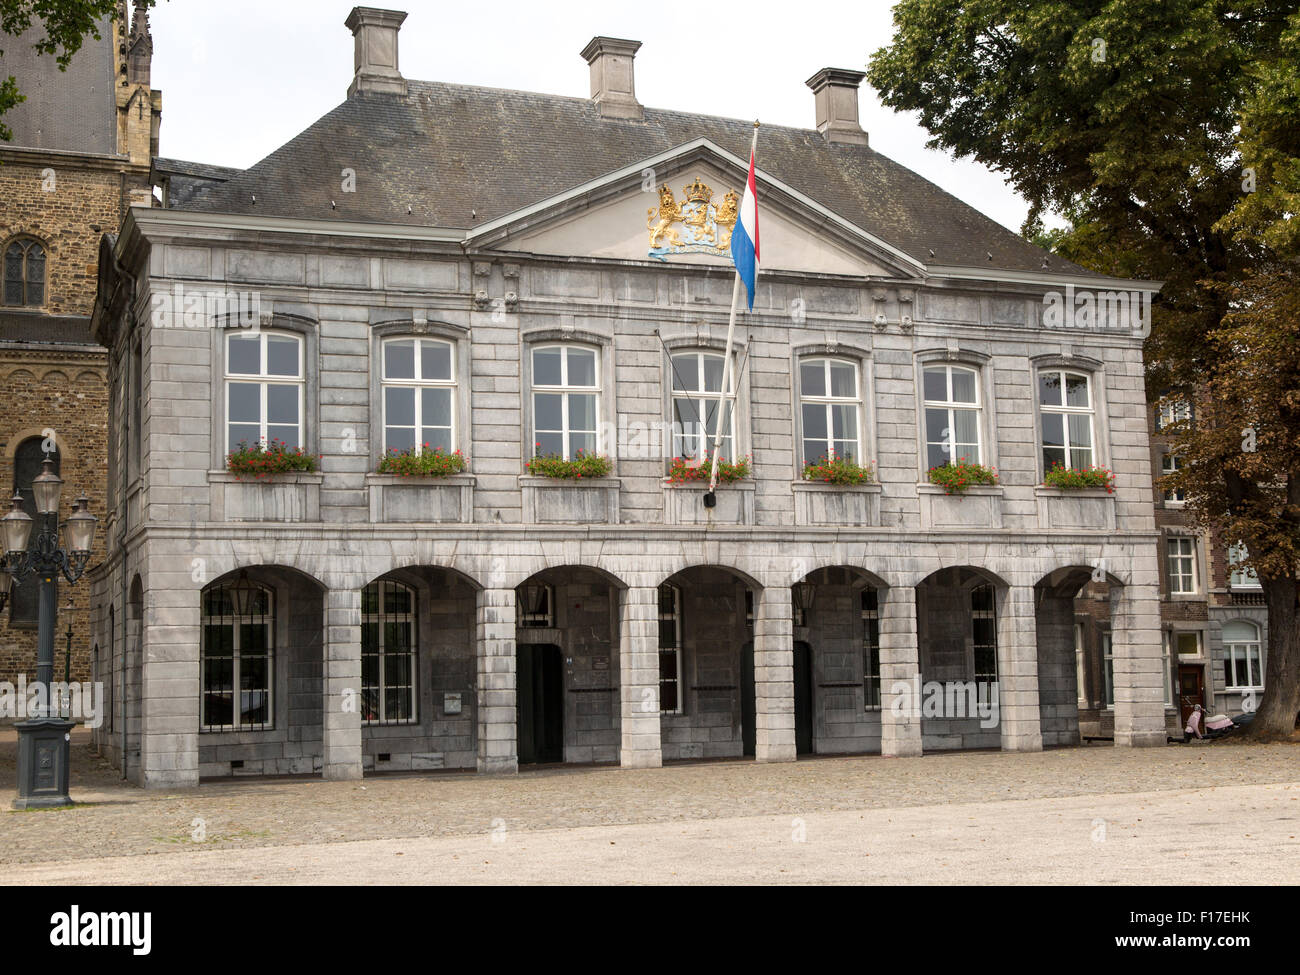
[[0, 2, 159, 689], [85, 9, 1168, 788]]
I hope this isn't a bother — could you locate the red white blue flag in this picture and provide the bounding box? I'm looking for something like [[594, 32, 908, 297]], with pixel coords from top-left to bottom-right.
[[730, 150, 760, 310]]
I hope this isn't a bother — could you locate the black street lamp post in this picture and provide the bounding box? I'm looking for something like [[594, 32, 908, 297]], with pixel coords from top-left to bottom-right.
[[0, 458, 97, 809]]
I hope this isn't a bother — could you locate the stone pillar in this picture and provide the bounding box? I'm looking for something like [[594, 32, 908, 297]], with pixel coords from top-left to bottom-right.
[[754, 586, 796, 763], [139, 574, 200, 788], [997, 584, 1043, 752], [879, 584, 922, 757], [1112, 562, 1166, 747], [476, 587, 518, 774], [618, 586, 662, 768], [322, 585, 362, 780]]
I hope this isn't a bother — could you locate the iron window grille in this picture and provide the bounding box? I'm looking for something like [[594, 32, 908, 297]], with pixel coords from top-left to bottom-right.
[[658, 584, 683, 714], [361, 580, 418, 725], [971, 584, 998, 683], [862, 588, 881, 710], [201, 577, 274, 731]]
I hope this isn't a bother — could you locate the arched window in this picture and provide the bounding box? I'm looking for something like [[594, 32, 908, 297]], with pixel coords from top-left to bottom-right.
[[224, 330, 304, 452], [361, 579, 417, 724], [201, 577, 274, 731], [531, 344, 600, 460], [3, 238, 46, 307], [799, 357, 861, 464], [380, 337, 456, 455], [8, 437, 59, 625], [1223, 621, 1263, 692], [923, 364, 982, 468], [670, 349, 734, 462], [1038, 369, 1095, 472]]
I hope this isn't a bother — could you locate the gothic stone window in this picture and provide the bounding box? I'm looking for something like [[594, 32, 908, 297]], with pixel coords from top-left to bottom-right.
[[3, 238, 46, 307]]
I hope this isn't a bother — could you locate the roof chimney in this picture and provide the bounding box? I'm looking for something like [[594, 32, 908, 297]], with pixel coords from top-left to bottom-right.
[[345, 7, 407, 97], [581, 36, 643, 119], [805, 68, 868, 146]]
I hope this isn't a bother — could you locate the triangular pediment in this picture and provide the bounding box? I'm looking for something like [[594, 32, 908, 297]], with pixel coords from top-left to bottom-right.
[[466, 140, 923, 280]]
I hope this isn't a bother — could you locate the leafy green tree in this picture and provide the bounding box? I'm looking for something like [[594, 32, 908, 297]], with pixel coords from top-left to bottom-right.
[[868, 0, 1300, 736], [1, 1, 153, 142]]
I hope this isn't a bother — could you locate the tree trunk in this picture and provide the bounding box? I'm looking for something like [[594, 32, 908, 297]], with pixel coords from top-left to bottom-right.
[[1250, 576, 1300, 738]]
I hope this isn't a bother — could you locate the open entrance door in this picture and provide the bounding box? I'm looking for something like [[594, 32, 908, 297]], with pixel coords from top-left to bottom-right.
[[518, 643, 564, 764], [793, 640, 813, 755]]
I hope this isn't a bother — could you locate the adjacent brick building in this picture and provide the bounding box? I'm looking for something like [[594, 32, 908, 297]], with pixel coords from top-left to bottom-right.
[[0, 2, 159, 686]]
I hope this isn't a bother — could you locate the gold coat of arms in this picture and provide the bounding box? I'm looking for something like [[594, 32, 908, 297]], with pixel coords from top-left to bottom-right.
[[647, 176, 739, 261]]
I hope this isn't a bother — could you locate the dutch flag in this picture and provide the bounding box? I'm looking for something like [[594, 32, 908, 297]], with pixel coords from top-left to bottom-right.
[[731, 149, 760, 310]]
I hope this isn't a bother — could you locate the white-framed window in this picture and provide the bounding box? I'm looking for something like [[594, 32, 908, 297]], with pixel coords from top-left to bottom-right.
[[972, 584, 997, 683], [1223, 621, 1264, 691], [862, 588, 880, 710], [361, 580, 417, 725], [1157, 397, 1192, 432], [517, 583, 554, 628], [1039, 370, 1094, 472], [532, 345, 599, 460], [1161, 453, 1186, 504], [1102, 633, 1115, 709], [1174, 631, 1202, 657], [225, 330, 304, 452], [923, 364, 982, 469], [670, 349, 734, 462], [381, 337, 455, 455], [799, 357, 861, 465], [1228, 542, 1261, 589], [658, 584, 683, 714], [1166, 537, 1198, 594], [201, 580, 274, 732]]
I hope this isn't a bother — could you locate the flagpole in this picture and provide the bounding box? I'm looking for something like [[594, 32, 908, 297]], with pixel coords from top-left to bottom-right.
[[707, 120, 759, 497]]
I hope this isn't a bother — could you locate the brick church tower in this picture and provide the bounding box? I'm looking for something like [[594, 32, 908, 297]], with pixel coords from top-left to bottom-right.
[[0, 1, 161, 685]]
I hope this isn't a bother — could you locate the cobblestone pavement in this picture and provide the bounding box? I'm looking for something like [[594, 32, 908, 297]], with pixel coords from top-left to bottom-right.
[[7, 781, 1298, 884], [2, 729, 1297, 880]]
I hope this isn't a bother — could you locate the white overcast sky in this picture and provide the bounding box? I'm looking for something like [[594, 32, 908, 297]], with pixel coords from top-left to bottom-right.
[[148, 0, 1039, 234]]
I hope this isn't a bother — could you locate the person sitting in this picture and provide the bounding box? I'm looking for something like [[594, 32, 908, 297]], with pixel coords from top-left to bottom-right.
[[1183, 704, 1205, 742]]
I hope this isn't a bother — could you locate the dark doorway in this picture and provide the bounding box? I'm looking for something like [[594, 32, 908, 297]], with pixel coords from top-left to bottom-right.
[[1178, 665, 1205, 729], [793, 640, 813, 755], [518, 643, 564, 764], [740, 639, 755, 757]]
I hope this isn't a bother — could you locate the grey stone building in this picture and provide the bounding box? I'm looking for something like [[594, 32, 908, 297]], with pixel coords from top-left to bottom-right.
[[88, 8, 1168, 788]]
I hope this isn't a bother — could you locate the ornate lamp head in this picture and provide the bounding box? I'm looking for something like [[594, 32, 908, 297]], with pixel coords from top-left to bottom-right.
[[31, 457, 63, 516], [0, 494, 33, 558], [64, 495, 97, 556]]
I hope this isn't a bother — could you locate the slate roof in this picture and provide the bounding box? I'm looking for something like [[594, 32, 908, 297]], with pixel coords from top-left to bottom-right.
[[179, 80, 1085, 276], [153, 157, 244, 207]]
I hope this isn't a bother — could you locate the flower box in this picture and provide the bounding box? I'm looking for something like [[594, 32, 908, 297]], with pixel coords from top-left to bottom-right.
[[662, 480, 755, 525], [792, 481, 882, 527], [1034, 486, 1116, 530], [520, 476, 621, 524], [209, 470, 322, 522], [916, 483, 1003, 530], [367, 474, 475, 523]]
